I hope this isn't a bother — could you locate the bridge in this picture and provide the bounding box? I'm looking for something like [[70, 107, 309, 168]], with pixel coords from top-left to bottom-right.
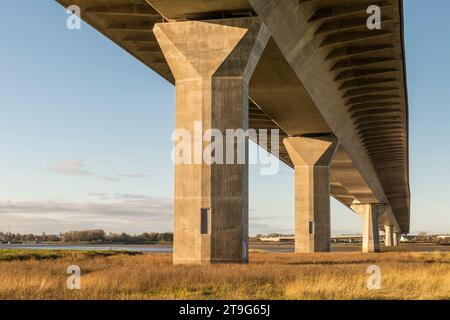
[[56, 0, 410, 264]]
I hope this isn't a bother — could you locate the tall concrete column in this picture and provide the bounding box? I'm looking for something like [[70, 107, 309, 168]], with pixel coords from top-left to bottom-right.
[[154, 19, 270, 265], [384, 225, 394, 246], [283, 136, 339, 253], [351, 204, 381, 253], [393, 231, 400, 246]]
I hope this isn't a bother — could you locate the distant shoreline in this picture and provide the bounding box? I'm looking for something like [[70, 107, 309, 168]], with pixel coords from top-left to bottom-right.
[[0, 241, 173, 246]]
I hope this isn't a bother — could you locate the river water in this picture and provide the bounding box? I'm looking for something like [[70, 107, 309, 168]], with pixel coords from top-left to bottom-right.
[[0, 244, 173, 252], [0, 243, 448, 253], [0, 243, 294, 253]]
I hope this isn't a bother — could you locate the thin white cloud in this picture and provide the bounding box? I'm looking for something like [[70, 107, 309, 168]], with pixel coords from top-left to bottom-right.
[[89, 193, 155, 201], [101, 176, 121, 182], [49, 160, 120, 182], [88, 193, 109, 200], [0, 198, 172, 217], [111, 193, 154, 200], [116, 173, 149, 178], [0, 196, 173, 234], [49, 160, 90, 176], [97, 160, 112, 164]]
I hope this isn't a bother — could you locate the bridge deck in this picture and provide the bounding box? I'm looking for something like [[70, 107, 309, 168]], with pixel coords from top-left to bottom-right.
[[57, 0, 410, 232]]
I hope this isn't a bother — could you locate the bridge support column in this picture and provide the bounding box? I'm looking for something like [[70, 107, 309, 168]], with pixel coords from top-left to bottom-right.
[[351, 204, 381, 253], [283, 136, 339, 253], [154, 19, 269, 265], [384, 225, 394, 247], [393, 231, 400, 246]]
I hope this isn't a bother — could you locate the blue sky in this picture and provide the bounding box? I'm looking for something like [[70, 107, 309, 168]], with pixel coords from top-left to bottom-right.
[[0, 1, 448, 235]]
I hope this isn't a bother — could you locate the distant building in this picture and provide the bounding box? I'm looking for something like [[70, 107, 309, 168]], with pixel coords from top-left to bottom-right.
[[400, 235, 411, 242], [258, 235, 294, 242], [331, 235, 362, 243], [257, 234, 365, 243]]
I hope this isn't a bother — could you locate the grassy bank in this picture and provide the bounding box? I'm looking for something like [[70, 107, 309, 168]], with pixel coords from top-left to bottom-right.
[[0, 251, 448, 299], [0, 249, 141, 262]]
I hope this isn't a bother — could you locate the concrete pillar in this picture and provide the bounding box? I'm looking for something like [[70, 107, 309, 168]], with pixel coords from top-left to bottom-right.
[[154, 19, 270, 265], [351, 204, 381, 253], [393, 231, 400, 246], [384, 225, 394, 246], [283, 136, 339, 253]]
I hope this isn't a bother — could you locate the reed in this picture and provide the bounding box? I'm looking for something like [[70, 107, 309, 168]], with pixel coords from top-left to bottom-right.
[[0, 251, 448, 300]]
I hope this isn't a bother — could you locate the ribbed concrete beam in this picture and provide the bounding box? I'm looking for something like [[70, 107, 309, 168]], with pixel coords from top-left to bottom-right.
[[55, 0, 410, 235], [249, 0, 396, 218]]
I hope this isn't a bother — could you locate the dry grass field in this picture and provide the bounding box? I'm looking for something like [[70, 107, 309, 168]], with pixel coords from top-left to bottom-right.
[[0, 249, 449, 300]]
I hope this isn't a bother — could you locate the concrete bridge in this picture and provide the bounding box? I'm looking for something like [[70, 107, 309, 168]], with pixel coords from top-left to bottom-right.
[[56, 0, 410, 264]]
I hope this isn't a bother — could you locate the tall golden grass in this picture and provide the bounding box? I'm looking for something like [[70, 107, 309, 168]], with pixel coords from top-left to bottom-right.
[[0, 251, 448, 300]]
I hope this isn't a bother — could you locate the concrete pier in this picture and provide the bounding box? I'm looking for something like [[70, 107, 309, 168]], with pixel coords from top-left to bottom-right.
[[385, 225, 394, 247], [56, 0, 411, 264], [393, 231, 400, 246], [351, 204, 381, 253], [154, 18, 269, 264], [283, 136, 338, 252]]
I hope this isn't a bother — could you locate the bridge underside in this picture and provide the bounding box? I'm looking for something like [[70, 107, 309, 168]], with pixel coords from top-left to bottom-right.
[[56, 0, 410, 262]]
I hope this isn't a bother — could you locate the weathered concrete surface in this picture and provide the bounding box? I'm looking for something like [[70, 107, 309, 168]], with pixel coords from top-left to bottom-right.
[[248, 0, 410, 232], [154, 18, 269, 264], [351, 204, 381, 253], [330, 147, 378, 206], [384, 224, 394, 247], [148, 0, 252, 20], [56, 0, 410, 231], [393, 231, 399, 246], [284, 136, 339, 252], [54, 0, 411, 259], [249, 39, 331, 137]]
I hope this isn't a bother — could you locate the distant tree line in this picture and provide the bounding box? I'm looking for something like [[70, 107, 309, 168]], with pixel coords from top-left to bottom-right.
[[0, 230, 173, 243], [0, 232, 60, 242]]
